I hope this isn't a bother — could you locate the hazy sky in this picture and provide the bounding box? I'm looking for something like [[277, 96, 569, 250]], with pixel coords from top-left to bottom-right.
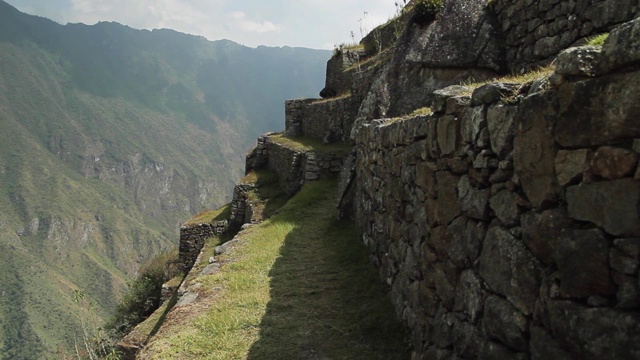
[[6, 0, 400, 49]]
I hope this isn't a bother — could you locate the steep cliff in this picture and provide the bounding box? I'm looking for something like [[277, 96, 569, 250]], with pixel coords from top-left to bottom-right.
[[136, 0, 640, 359]]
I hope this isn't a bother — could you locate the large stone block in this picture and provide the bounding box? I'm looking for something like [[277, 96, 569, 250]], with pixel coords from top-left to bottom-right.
[[437, 115, 461, 156], [554, 229, 615, 299], [514, 91, 560, 209], [566, 178, 640, 236], [479, 226, 542, 315], [556, 72, 640, 147], [590, 146, 639, 180], [454, 269, 487, 324], [599, 17, 640, 73], [555, 149, 592, 186], [530, 326, 571, 360], [547, 300, 640, 359], [487, 103, 517, 158], [489, 190, 521, 227], [458, 175, 491, 220], [555, 46, 601, 77], [405, 0, 504, 72], [521, 208, 572, 266], [484, 295, 530, 352]]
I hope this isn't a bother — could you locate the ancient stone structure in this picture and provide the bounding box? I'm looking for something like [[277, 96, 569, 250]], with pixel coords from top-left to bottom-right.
[[491, 0, 639, 70], [350, 21, 640, 357], [178, 221, 228, 271], [176, 1, 640, 358]]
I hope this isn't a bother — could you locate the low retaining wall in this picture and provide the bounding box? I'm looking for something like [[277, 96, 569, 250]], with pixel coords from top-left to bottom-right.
[[178, 221, 228, 272]]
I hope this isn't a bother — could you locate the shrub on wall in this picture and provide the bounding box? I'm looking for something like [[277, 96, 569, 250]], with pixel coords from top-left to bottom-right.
[[410, 0, 444, 25], [105, 250, 181, 336]]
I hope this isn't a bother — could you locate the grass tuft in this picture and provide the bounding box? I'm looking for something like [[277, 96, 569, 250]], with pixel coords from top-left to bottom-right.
[[587, 33, 609, 46]]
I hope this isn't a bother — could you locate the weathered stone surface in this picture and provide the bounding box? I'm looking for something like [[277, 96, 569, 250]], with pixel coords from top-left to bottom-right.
[[530, 326, 571, 360], [448, 217, 485, 268], [454, 270, 486, 323], [566, 179, 640, 237], [471, 83, 519, 106], [433, 85, 472, 113], [487, 104, 517, 158], [406, 0, 504, 72], [521, 208, 571, 266], [547, 300, 640, 359], [555, 149, 592, 186], [458, 175, 491, 220], [430, 171, 461, 225], [555, 46, 601, 77], [479, 341, 521, 360], [462, 106, 487, 145], [590, 146, 639, 180], [453, 320, 483, 358], [514, 91, 560, 209], [556, 72, 640, 147], [480, 226, 542, 315], [554, 229, 614, 299], [484, 295, 530, 352], [610, 247, 639, 275], [600, 18, 640, 73], [437, 115, 461, 156], [614, 273, 640, 308], [489, 190, 520, 227]]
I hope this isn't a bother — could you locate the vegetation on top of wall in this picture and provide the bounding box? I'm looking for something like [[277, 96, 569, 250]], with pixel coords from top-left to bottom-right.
[[460, 65, 556, 96], [268, 133, 354, 156], [587, 33, 609, 46], [387, 106, 433, 123], [183, 204, 231, 226]]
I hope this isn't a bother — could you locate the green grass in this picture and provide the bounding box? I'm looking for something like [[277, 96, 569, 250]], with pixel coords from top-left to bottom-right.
[[139, 180, 411, 359], [587, 33, 609, 46], [184, 204, 231, 226], [387, 106, 433, 124], [457, 65, 556, 98], [268, 133, 354, 156]]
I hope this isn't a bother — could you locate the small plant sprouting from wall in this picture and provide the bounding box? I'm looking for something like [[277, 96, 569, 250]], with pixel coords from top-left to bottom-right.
[[587, 33, 609, 46], [411, 0, 445, 25]]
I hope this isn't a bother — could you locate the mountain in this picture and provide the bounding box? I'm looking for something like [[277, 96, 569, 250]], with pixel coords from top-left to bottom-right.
[[0, 1, 330, 358]]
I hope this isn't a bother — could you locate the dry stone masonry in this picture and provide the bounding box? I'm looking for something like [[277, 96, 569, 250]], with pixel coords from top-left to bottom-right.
[[352, 19, 640, 359], [178, 221, 228, 271], [491, 0, 639, 70]]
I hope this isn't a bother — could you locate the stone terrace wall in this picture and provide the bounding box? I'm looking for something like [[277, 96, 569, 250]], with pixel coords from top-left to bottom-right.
[[287, 96, 360, 144], [491, 0, 639, 70], [178, 221, 228, 271], [353, 24, 640, 359], [246, 135, 346, 195]]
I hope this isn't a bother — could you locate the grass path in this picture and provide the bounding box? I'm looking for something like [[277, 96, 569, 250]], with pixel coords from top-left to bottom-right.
[[137, 180, 410, 359]]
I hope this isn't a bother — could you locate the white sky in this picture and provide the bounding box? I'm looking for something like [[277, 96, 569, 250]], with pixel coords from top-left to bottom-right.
[[6, 0, 401, 49]]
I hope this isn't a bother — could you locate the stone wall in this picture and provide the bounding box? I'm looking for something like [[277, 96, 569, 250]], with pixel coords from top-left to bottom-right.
[[285, 96, 359, 144], [491, 0, 639, 70], [246, 135, 346, 195], [178, 221, 228, 271], [353, 24, 640, 359]]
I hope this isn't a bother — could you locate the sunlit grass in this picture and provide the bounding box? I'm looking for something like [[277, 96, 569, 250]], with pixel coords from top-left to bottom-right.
[[139, 180, 410, 359], [268, 133, 353, 156]]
